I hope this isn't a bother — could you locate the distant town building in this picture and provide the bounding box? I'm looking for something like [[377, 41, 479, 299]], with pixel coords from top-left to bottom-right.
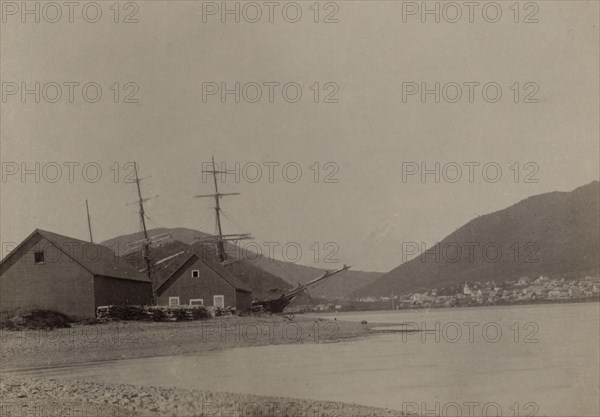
[[385, 274, 599, 309]]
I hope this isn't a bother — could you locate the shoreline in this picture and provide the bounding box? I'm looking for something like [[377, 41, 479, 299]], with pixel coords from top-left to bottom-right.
[[1, 316, 388, 371], [3, 304, 596, 416], [303, 298, 600, 319], [1, 317, 411, 416], [309, 297, 600, 314]]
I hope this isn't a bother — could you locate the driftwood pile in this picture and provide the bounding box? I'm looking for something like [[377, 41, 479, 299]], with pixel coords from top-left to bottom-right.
[[96, 305, 211, 322]]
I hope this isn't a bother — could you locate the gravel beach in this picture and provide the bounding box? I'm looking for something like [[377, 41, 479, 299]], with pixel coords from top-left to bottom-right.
[[0, 316, 409, 416], [1, 316, 373, 370], [0, 377, 409, 417]]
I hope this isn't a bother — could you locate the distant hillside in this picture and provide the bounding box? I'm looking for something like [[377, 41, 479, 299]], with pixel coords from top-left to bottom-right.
[[101, 227, 381, 298], [102, 227, 210, 254], [250, 257, 382, 299], [351, 181, 600, 298]]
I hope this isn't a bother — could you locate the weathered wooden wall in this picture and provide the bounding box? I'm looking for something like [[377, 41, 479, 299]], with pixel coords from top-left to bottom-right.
[[157, 257, 238, 307], [94, 275, 153, 308], [0, 234, 96, 318], [235, 290, 252, 312]]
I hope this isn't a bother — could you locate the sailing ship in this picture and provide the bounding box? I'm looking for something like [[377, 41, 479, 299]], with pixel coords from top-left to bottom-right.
[[251, 264, 351, 313], [127, 156, 349, 313]]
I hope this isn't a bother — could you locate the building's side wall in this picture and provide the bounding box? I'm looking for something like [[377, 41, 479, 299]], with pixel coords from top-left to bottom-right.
[[235, 290, 252, 312], [93, 276, 153, 308], [157, 257, 237, 307], [0, 234, 96, 318]]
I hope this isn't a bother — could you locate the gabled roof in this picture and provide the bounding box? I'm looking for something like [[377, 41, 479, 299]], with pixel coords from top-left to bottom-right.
[[1, 229, 150, 283], [155, 247, 252, 293]]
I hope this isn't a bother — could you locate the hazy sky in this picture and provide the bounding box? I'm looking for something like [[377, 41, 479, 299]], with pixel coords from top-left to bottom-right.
[[1, 1, 598, 271]]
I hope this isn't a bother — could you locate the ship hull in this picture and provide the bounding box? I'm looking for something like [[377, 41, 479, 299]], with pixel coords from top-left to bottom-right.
[[252, 296, 295, 314]]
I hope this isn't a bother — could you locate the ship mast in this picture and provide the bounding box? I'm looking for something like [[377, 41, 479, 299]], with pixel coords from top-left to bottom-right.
[[211, 155, 226, 260], [133, 162, 153, 280], [85, 199, 94, 243], [195, 155, 251, 262]]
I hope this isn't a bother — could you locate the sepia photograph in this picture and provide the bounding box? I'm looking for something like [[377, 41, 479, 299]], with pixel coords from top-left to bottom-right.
[[0, 1, 599, 416]]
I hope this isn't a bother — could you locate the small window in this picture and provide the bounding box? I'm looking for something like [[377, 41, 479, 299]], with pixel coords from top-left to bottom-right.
[[213, 295, 225, 308], [34, 251, 45, 264], [191, 270, 200, 278], [169, 297, 180, 307], [189, 299, 204, 306]]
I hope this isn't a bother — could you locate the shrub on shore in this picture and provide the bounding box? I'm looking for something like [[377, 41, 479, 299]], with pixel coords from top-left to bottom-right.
[[0, 309, 75, 330]]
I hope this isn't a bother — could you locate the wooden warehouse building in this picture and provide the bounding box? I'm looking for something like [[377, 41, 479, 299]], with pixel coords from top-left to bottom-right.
[[0, 229, 153, 318], [155, 249, 252, 311]]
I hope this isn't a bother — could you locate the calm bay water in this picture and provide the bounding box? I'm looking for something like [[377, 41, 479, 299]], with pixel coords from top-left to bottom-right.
[[12, 303, 600, 416]]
